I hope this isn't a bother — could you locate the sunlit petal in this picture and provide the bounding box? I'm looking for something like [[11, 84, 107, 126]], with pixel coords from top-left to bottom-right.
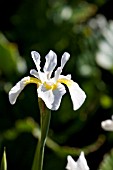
[[77, 152, 89, 170], [51, 83, 66, 110], [30, 69, 40, 79], [66, 155, 77, 170], [31, 51, 41, 71], [59, 78, 86, 110], [37, 85, 54, 109], [59, 74, 71, 80], [66, 152, 89, 170], [37, 83, 66, 110], [101, 119, 113, 131], [54, 67, 62, 83], [43, 50, 57, 75], [9, 76, 30, 105], [61, 52, 70, 69], [68, 81, 86, 110]]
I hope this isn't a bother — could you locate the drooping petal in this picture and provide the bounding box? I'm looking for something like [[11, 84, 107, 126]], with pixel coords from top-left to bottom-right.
[[9, 76, 31, 104], [31, 51, 41, 71], [59, 78, 86, 110], [66, 152, 89, 170], [68, 81, 86, 110], [101, 119, 113, 131], [51, 83, 66, 110], [43, 50, 57, 75], [61, 52, 70, 69], [37, 85, 54, 109], [37, 83, 66, 110]]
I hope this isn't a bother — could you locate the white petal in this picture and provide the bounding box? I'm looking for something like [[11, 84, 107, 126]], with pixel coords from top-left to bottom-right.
[[67, 81, 86, 110], [77, 152, 89, 170], [66, 155, 77, 170], [101, 119, 113, 131], [59, 74, 71, 80], [9, 76, 30, 104], [54, 67, 62, 82], [51, 83, 66, 110], [30, 69, 47, 83], [43, 50, 57, 74], [31, 51, 41, 71], [37, 83, 66, 110], [61, 52, 70, 69], [66, 152, 89, 170], [30, 69, 40, 79]]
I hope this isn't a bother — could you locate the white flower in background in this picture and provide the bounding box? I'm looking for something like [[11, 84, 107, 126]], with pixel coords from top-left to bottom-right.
[[101, 115, 113, 131], [9, 50, 86, 110], [66, 152, 89, 170]]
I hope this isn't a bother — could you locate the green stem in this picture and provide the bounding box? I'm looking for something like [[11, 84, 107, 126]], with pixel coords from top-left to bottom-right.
[[32, 98, 51, 170]]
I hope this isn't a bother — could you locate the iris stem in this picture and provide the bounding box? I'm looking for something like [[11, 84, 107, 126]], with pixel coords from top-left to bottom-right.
[[32, 98, 51, 170]]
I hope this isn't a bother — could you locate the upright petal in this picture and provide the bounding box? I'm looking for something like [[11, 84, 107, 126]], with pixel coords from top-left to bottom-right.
[[31, 51, 41, 71], [43, 50, 57, 75], [54, 67, 62, 83], [59, 78, 86, 110], [30, 69, 47, 83], [61, 52, 70, 69], [66, 152, 89, 170], [37, 83, 66, 110], [9, 76, 30, 104], [30, 69, 40, 79], [77, 152, 89, 170], [66, 155, 77, 170]]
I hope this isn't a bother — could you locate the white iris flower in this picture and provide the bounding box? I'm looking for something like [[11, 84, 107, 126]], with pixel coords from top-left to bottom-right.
[[66, 152, 89, 170], [101, 115, 113, 131], [9, 50, 86, 110]]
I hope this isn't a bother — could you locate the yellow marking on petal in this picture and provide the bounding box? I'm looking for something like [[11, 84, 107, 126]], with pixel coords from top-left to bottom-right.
[[24, 77, 41, 87], [44, 82, 58, 90], [58, 78, 73, 87]]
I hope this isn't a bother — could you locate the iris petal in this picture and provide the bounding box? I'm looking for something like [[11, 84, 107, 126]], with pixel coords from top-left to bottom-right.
[[43, 50, 57, 75], [67, 81, 86, 110], [31, 51, 41, 71], [30, 69, 40, 79], [9, 76, 30, 104], [61, 52, 70, 69], [37, 83, 66, 110], [51, 83, 66, 110], [66, 155, 77, 170], [66, 152, 89, 170], [101, 119, 113, 131], [54, 67, 62, 83], [59, 78, 86, 110], [77, 152, 89, 170]]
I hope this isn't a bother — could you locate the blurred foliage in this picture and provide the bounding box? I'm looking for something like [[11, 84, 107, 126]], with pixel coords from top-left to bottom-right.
[[0, 0, 113, 170], [98, 149, 113, 170]]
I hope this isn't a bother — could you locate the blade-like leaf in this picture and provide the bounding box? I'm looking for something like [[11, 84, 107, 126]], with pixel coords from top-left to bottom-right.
[[0, 148, 7, 170]]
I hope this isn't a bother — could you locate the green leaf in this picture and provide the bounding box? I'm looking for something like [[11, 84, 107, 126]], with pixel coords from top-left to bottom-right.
[[0, 148, 7, 170], [98, 149, 113, 170], [0, 32, 27, 77]]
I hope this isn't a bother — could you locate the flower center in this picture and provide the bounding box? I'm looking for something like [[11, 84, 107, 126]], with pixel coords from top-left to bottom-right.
[[44, 82, 58, 90]]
